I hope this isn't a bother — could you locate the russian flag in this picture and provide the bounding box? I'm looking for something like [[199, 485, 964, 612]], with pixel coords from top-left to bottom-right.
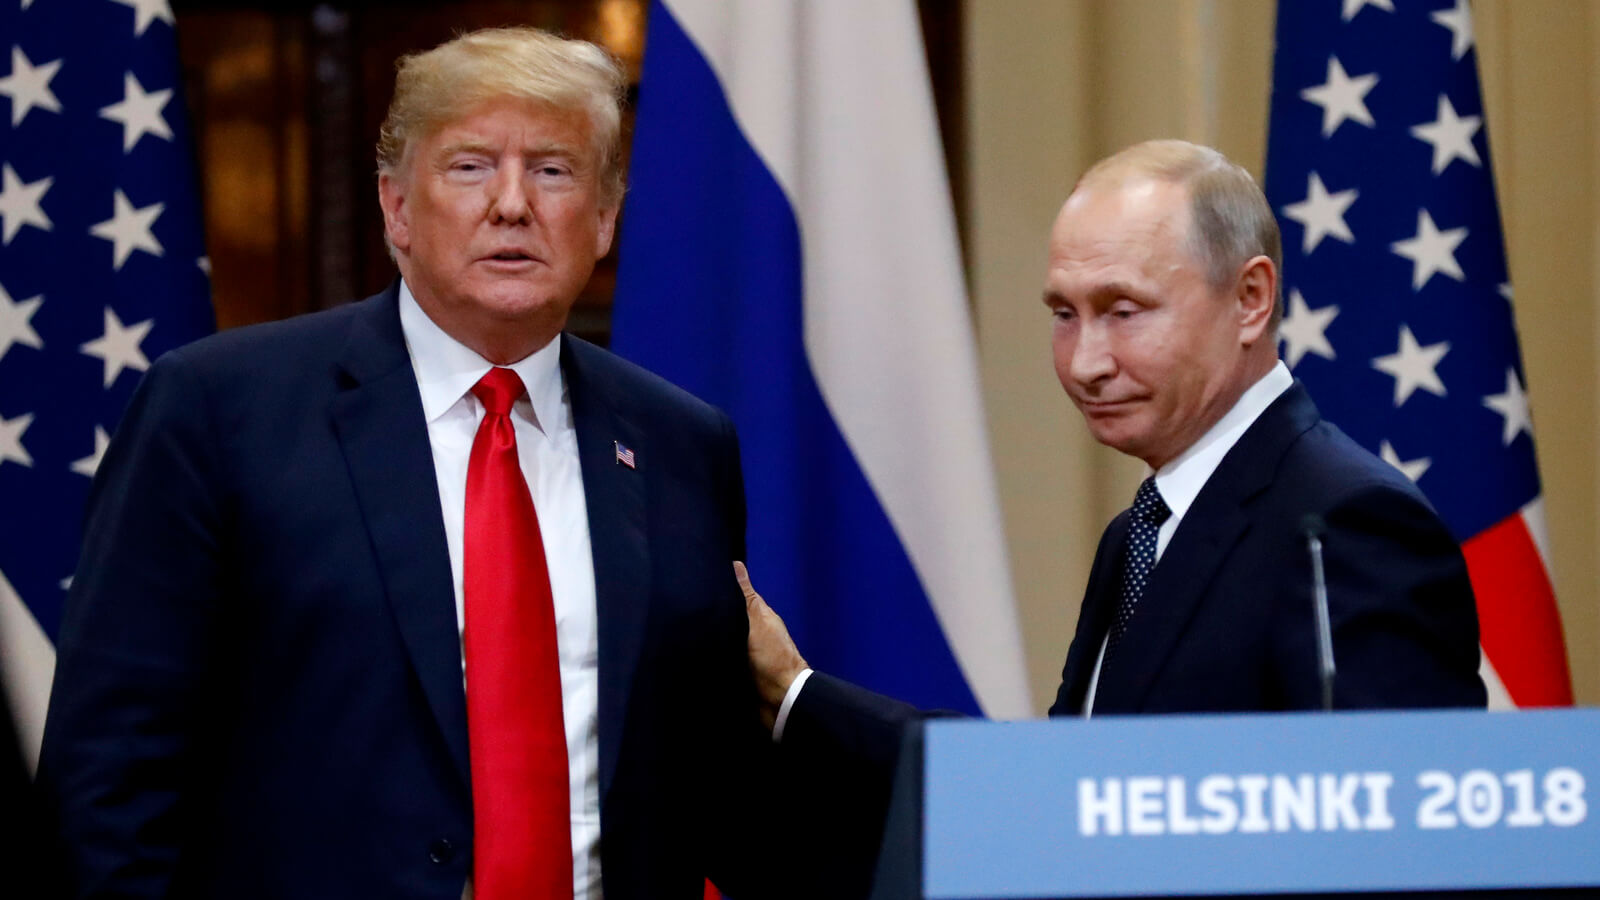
[[612, 0, 1030, 720]]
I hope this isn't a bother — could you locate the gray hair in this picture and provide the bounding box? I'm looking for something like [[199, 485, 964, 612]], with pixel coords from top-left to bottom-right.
[[1078, 139, 1284, 327]]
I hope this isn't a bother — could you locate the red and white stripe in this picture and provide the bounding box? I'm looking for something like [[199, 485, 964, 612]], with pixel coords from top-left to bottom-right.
[[1466, 496, 1571, 709]]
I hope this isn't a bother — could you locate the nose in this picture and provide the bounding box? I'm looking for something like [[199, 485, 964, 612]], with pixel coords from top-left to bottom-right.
[[1066, 318, 1117, 388], [488, 168, 533, 225]]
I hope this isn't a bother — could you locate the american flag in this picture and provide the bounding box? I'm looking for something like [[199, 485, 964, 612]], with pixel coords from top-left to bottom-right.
[[613, 440, 635, 470], [1265, 0, 1570, 707], [0, 0, 214, 768]]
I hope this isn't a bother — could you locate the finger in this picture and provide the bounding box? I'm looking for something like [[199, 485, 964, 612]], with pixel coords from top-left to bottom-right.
[[733, 560, 761, 607]]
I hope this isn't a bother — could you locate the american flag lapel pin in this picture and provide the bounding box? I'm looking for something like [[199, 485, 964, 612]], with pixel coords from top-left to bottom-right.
[[614, 441, 637, 469]]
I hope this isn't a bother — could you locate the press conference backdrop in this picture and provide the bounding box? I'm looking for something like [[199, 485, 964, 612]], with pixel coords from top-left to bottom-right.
[[611, 0, 1032, 721], [961, 0, 1599, 711], [1263, 0, 1569, 706], [5, 4, 1599, 801], [0, 0, 215, 777]]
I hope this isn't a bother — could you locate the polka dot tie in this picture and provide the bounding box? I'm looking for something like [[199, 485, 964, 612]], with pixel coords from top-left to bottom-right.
[[1108, 477, 1171, 656]]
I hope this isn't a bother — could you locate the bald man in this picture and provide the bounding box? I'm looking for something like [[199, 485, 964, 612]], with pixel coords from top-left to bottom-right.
[[741, 143, 1485, 896]]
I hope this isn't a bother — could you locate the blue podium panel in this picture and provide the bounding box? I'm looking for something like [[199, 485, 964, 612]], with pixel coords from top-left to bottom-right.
[[924, 710, 1600, 898]]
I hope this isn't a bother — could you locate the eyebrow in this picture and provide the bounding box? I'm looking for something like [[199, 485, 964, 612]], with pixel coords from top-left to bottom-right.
[[435, 139, 495, 159], [1043, 279, 1145, 307], [1093, 280, 1143, 301], [435, 140, 584, 162]]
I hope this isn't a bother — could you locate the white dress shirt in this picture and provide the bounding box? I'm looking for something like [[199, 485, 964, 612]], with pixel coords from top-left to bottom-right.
[[1081, 361, 1294, 716], [398, 282, 603, 899], [773, 364, 1296, 733]]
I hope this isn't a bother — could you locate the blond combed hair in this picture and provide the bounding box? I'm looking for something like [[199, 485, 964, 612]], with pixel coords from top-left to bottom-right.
[[377, 26, 627, 204], [1078, 139, 1284, 327]]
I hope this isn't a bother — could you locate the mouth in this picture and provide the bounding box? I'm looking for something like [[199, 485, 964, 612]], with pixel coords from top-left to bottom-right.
[[479, 249, 541, 268], [1076, 397, 1140, 416]]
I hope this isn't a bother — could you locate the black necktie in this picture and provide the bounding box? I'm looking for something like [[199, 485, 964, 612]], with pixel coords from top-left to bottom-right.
[[1109, 477, 1171, 655]]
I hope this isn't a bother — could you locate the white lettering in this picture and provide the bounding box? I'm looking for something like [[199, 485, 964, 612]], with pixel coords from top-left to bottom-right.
[[1080, 769, 1409, 839], [1543, 767, 1587, 826], [1167, 776, 1201, 834], [1272, 774, 1317, 832], [1457, 770, 1503, 829], [1127, 777, 1165, 835], [1362, 772, 1396, 830], [1319, 773, 1362, 831], [1504, 769, 1544, 827], [1198, 775, 1238, 835], [1238, 774, 1271, 833], [1078, 777, 1122, 836]]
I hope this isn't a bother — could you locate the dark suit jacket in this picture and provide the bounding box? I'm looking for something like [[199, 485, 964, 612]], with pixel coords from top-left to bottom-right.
[[780, 381, 1487, 899], [789, 382, 1486, 749], [37, 284, 777, 900], [2, 689, 44, 898], [1049, 381, 1485, 716]]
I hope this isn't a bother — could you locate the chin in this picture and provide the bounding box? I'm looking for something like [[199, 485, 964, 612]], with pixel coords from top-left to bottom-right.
[[1087, 420, 1152, 459], [476, 285, 566, 319], [1085, 423, 1129, 453]]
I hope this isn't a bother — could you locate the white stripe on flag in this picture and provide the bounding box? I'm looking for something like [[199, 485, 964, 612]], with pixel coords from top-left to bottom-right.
[[1478, 495, 1556, 711], [0, 568, 55, 774], [1480, 655, 1515, 711], [1470, 500, 1552, 711], [664, 0, 1031, 717], [1520, 496, 1553, 572]]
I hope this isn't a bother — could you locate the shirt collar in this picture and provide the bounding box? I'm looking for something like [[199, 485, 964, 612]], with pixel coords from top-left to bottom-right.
[[397, 279, 566, 432], [1153, 360, 1293, 524]]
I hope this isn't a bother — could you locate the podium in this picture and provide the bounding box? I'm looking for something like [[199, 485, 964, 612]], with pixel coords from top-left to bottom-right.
[[868, 709, 1600, 898]]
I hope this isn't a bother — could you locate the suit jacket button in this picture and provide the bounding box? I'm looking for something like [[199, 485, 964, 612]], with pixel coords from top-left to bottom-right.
[[428, 838, 456, 865]]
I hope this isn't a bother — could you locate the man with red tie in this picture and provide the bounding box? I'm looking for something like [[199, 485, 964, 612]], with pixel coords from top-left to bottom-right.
[[39, 27, 779, 900]]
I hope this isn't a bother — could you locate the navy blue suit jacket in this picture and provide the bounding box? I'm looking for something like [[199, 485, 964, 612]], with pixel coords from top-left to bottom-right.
[[1049, 381, 1486, 715], [778, 382, 1486, 899], [789, 381, 1485, 753], [38, 285, 776, 899]]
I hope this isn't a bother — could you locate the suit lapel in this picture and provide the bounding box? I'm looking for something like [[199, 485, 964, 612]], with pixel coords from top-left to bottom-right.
[[1096, 382, 1322, 712], [1056, 513, 1129, 713], [562, 336, 651, 799], [329, 286, 470, 787], [1095, 503, 1253, 712]]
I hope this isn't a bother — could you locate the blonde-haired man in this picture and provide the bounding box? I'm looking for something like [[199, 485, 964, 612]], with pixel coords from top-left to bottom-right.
[[41, 27, 780, 900]]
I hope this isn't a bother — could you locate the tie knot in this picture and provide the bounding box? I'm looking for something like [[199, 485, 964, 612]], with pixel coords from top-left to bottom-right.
[[471, 367, 526, 416], [1132, 477, 1171, 526]]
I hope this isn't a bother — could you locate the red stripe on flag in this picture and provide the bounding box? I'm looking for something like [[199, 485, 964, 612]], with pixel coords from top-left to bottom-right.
[[704, 878, 720, 900], [1462, 513, 1572, 707]]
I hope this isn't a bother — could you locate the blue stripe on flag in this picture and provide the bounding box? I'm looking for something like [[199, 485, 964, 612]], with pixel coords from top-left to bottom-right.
[[611, 1, 980, 714]]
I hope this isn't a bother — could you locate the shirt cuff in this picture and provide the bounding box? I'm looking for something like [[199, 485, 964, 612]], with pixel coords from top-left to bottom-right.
[[770, 668, 814, 743]]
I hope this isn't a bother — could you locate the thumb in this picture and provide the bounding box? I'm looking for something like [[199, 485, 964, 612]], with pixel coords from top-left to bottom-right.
[[733, 560, 762, 609]]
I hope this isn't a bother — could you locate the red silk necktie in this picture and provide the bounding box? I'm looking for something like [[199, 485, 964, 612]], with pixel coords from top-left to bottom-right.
[[464, 367, 572, 900]]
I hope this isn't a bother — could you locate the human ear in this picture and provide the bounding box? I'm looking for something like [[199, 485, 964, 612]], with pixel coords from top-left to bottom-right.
[[378, 171, 411, 253], [594, 203, 619, 259], [1236, 256, 1277, 345]]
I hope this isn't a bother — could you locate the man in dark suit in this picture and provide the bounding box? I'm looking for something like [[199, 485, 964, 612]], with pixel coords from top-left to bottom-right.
[[2, 689, 43, 897], [741, 140, 1485, 889], [39, 27, 778, 900], [1046, 139, 1483, 716]]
